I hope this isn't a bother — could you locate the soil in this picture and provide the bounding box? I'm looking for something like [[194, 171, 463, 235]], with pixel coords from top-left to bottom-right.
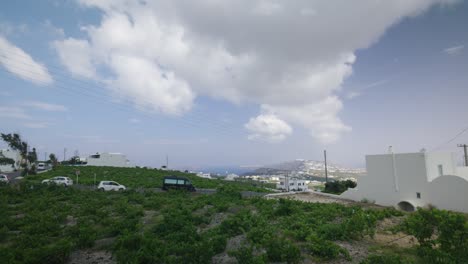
[[67, 250, 115, 264]]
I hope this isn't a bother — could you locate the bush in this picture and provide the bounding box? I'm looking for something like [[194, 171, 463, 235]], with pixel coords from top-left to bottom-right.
[[306, 234, 350, 260], [403, 208, 468, 263], [324, 180, 357, 194]]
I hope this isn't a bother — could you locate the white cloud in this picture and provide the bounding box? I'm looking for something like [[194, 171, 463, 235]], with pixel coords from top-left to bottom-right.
[[56, 0, 455, 142], [261, 97, 352, 144], [22, 122, 50, 129], [443, 45, 464, 55], [0, 36, 53, 85], [0, 106, 30, 119], [245, 114, 292, 143], [143, 138, 208, 145], [53, 38, 96, 79], [25, 101, 68, 112]]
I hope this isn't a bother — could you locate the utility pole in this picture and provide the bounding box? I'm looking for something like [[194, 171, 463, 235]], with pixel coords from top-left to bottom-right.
[[324, 150, 328, 183], [166, 154, 169, 169], [458, 144, 468, 166], [44, 152, 47, 162], [63, 148, 67, 162]]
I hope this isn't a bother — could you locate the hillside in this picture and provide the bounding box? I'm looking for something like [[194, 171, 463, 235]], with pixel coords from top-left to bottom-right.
[[0, 166, 466, 263], [244, 159, 366, 179], [28, 166, 270, 192]]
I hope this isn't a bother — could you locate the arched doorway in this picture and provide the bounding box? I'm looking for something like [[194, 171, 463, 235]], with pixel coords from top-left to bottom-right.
[[397, 201, 415, 212]]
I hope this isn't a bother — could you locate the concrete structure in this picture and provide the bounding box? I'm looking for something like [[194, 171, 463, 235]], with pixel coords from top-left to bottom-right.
[[225, 173, 239, 181], [85, 152, 134, 168], [341, 151, 468, 213], [277, 177, 308, 192], [197, 172, 212, 179], [0, 149, 20, 173]]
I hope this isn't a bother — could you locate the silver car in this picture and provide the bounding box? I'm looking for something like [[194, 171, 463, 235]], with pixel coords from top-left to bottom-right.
[[42, 176, 73, 186]]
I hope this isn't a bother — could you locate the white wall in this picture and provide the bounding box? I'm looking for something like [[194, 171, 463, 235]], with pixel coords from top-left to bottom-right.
[[424, 152, 457, 182], [341, 152, 468, 213], [86, 153, 134, 168]]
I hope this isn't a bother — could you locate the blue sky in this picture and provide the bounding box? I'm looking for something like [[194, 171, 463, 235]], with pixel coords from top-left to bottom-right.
[[1, 0, 467, 169]]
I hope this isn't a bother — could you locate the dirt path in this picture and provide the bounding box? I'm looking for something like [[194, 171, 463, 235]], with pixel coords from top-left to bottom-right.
[[265, 192, 386, 209]]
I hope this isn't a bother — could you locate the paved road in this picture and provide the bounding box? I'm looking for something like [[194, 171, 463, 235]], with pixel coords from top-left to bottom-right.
[[1, 174, 269, 197], [2, 169, 50, 183]]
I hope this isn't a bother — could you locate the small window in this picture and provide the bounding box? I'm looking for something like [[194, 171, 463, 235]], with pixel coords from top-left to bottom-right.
[[416, 192, 421, 199], [438, 165, 444, 176], [280, 182, 284, 185], [177, 179, 185, 185]]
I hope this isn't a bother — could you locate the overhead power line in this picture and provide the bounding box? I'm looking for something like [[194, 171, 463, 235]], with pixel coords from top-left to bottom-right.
[[0, 55, 242, 138], [432, 126, 468, 151]]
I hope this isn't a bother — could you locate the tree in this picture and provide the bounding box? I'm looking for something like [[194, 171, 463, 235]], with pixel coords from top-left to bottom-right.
[[49, 153, 59, 170], [1, 133, 37, 176]]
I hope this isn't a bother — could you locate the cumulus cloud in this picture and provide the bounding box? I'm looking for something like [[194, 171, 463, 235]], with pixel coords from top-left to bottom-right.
[[245, 114, 292, 143], [443, 45, 464, 56], [0, 36, 53, 85], [55, 0, 454, 142], [53, 38, 96, 79]]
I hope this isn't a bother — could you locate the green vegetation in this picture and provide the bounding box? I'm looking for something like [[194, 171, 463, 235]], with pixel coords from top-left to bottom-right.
[[26, 165, 270, 192], [323, 179, 357, 194], [402, 207, 468, 263], [1, 133, 38, 176], [0, 167, 466, 263]]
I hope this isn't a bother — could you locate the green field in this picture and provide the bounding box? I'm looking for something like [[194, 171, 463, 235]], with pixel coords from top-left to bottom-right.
[[28, 166, 273, 192], [0, 166, 466, 264]]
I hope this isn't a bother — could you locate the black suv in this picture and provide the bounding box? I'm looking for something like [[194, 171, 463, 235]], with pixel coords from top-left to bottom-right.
[[162, 176, 196, 192]]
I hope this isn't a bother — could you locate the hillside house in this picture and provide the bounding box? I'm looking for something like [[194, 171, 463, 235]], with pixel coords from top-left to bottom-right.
[[277, 177, 308, 192], [85, 152, 134, 168], [341, 151, 468, 213]]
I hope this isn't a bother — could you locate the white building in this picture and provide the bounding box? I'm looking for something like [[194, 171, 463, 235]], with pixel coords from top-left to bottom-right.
[[225, 173, 239, 181], [341, 151, 468, 213], [277, 177, 308, 192], [197, 172, 212, 179], [0, 149, 20, 173], [85, 152, 134, 168]]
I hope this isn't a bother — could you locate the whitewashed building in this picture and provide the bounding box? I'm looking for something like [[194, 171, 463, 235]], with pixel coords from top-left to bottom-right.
[[341, 151, 468, 213], [277, 177, 308, 192], [197, 172, 212, 179], [225, 173, 239, 181], [85, 152, 134, 168], [0, 149, 20, 173]]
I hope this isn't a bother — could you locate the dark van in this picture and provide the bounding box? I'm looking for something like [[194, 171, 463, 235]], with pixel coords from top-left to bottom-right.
[[162, 176, 196, 192]]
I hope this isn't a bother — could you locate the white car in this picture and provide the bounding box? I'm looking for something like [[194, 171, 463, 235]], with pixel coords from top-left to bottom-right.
[[0, 174, 9, 184], [37, 163, 46, 170], [98, 181, 126, 191], [42, 176, 73, 186]]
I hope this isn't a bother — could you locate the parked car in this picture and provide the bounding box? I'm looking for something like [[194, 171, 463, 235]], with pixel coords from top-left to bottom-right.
[[42, 176, 73, 186], [98, 181, 126, 191], [0, 174, 9, 184], [37, 163, 46, 170], [162, 176, 196, 192]]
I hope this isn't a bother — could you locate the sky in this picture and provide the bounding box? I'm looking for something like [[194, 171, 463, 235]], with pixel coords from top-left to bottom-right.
[[0, 0, 467, 169]]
